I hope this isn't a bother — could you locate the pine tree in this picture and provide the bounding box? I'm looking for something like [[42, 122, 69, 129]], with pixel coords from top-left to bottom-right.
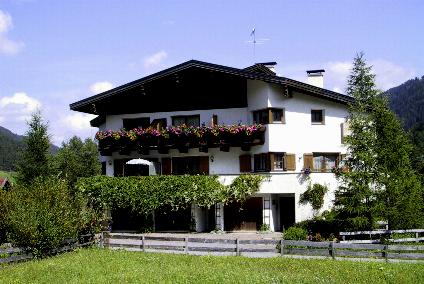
[[334, 53, 424, 230], [334, 52, 380, 230], [15, 112, 52, 185]]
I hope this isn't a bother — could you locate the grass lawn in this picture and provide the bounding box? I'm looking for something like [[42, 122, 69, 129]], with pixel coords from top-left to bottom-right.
[[0, 248, 423, 283]]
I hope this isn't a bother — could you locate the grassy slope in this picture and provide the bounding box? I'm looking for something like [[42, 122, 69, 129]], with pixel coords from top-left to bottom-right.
[[0, 248, 423, 283]]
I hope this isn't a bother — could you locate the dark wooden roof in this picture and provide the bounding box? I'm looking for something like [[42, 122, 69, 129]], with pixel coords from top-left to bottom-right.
[[70, 60, 353, 115]]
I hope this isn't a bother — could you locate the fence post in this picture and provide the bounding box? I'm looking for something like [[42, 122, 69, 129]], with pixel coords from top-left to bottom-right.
[[384, 244, 388, 262], [329, 242, 335, 259], [142, 235, 145, 252], [236, 238, 240, 256], [280, 239, 284, 256], [99, 232, 104, 248], [185, 237, 189, 254]]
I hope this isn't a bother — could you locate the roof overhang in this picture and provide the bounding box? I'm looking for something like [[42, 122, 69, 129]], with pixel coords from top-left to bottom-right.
[[70, 60, 353, 115]]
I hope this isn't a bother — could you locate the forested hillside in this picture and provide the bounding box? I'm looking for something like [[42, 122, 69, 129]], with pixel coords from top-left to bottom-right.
[[0, 126, 58, 171], [0, 126, 24, 171], [387, 76, 424, 130]]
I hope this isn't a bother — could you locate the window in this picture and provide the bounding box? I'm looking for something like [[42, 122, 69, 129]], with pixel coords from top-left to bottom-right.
[[123, 117, 150, 130], [253, 108, 285, 124], [172, 115, 200, 127], [311, 110, 324, 124], [312, 153, 338, 172], [150, 118, 167, 130], [172, 156, 209, 175], [253, 153, 295, 172], [254, 153, 270, 172]]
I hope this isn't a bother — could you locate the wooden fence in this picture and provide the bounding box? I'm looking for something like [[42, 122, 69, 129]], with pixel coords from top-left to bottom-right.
[[340, 229, 424, 244], [104, 233, 424, 261], [0, 234, 100, 265]]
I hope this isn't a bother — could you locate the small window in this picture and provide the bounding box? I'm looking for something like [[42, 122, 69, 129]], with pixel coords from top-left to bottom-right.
[[311, 110, 324, 124], [123, 117, 150, 130], [253, 108, 285, 124], [150, 118, 167, 130], [254, 152, 290, 172], [172, 115, 200, 127], [312, 153, 338, 172]]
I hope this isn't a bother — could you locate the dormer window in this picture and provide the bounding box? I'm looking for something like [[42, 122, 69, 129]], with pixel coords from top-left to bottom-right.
[[172, 115, 200, 127], [253, 108, 285, 124]]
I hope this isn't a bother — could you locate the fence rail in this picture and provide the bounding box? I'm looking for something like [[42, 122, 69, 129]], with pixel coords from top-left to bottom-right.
[[104, 233, 424, 261], [0, 233, 100, 265], [339, 229, 424, 244]]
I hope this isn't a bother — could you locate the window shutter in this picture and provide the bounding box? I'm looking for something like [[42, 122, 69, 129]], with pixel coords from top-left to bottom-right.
[[162, 158, 172, 175], [303, 154, 313, 170], [239, 154, 251, 173], [212, 115, 218, 126], [285, 154, 296, 171], [199, 156, 209, 175], [268, 153, 274, 171], [268, 109, 273, 123]]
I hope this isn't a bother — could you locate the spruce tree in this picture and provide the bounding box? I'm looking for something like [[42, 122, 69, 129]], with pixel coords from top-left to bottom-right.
[[334, 52, 380, 230], [16, 112, 52, 185], [335, 53, 424, 229]]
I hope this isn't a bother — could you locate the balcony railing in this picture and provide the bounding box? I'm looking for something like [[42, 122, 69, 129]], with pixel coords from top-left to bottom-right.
[[96, 124, 265, 156]]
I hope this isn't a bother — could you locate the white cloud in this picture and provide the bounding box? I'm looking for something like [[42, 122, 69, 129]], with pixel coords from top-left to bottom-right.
[[0, 92, 41, 113], [0, 92, 41, 135], [143, 51, 168, 69], [89, 81, 113, 94], [370, 59, 415, 91], [0, 10, 23, 55], [61, 113, 96, 131]]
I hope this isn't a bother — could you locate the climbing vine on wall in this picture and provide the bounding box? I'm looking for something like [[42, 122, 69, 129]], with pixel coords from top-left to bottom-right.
[[76, 174, 265, 215], [299, 183, 329, 211]]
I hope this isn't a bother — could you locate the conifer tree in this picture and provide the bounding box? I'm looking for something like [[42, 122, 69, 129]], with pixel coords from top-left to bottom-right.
[[334, 53, 380, 230], [335, 53, 424, 229], [16, 112, 52, 185]]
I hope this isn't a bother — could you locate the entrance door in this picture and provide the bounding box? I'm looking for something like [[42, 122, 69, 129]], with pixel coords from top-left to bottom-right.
[[280, 196, 295, 231], [224, 197, 263, 231]]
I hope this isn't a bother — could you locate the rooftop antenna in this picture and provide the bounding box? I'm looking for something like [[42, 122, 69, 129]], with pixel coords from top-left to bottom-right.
[[246, 28, 269, 62]]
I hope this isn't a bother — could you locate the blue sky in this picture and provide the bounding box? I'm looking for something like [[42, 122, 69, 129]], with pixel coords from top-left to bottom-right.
[[0, 0, 423, 145]]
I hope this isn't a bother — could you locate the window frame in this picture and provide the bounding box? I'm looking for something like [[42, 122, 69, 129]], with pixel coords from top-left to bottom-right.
[[254, 152, 288, 172], [252, 108, 285, 124], [312, 152, 339, 172], [311, 109, 325, 125], [171, 115, 200, 127]]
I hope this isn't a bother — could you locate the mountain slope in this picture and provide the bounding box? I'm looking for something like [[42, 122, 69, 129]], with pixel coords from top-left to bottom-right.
[[0, 126, 59, 171], [387, 76, 424, 130]]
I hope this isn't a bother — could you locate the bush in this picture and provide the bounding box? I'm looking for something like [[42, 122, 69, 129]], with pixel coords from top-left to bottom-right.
[[283, 226, 308, 240], [4, 177, 98, 256]]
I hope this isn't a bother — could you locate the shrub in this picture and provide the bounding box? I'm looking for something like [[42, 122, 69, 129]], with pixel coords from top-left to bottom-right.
[[5, 177, 97, 256], [283, 226, 308, 240]]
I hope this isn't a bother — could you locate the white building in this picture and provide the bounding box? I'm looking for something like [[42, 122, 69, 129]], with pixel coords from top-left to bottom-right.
[[70, 60, 352, 232]]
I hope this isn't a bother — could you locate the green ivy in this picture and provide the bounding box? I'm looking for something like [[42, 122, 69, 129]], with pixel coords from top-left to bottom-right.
[[76, 174, 264, 215], [299, 183, 328, 211]]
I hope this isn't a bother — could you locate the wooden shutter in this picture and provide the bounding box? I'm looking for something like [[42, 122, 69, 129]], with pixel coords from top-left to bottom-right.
[[285, 154, 296, 171], [162, 158, 172, 175], [268, 153, 274, 171], [199, 156, 209, 174], [239, 154, 252, 173], [303, 154, 313, 170]]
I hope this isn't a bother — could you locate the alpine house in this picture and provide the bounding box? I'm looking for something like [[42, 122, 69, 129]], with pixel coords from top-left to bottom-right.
[[70, 60, 353, 232]]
